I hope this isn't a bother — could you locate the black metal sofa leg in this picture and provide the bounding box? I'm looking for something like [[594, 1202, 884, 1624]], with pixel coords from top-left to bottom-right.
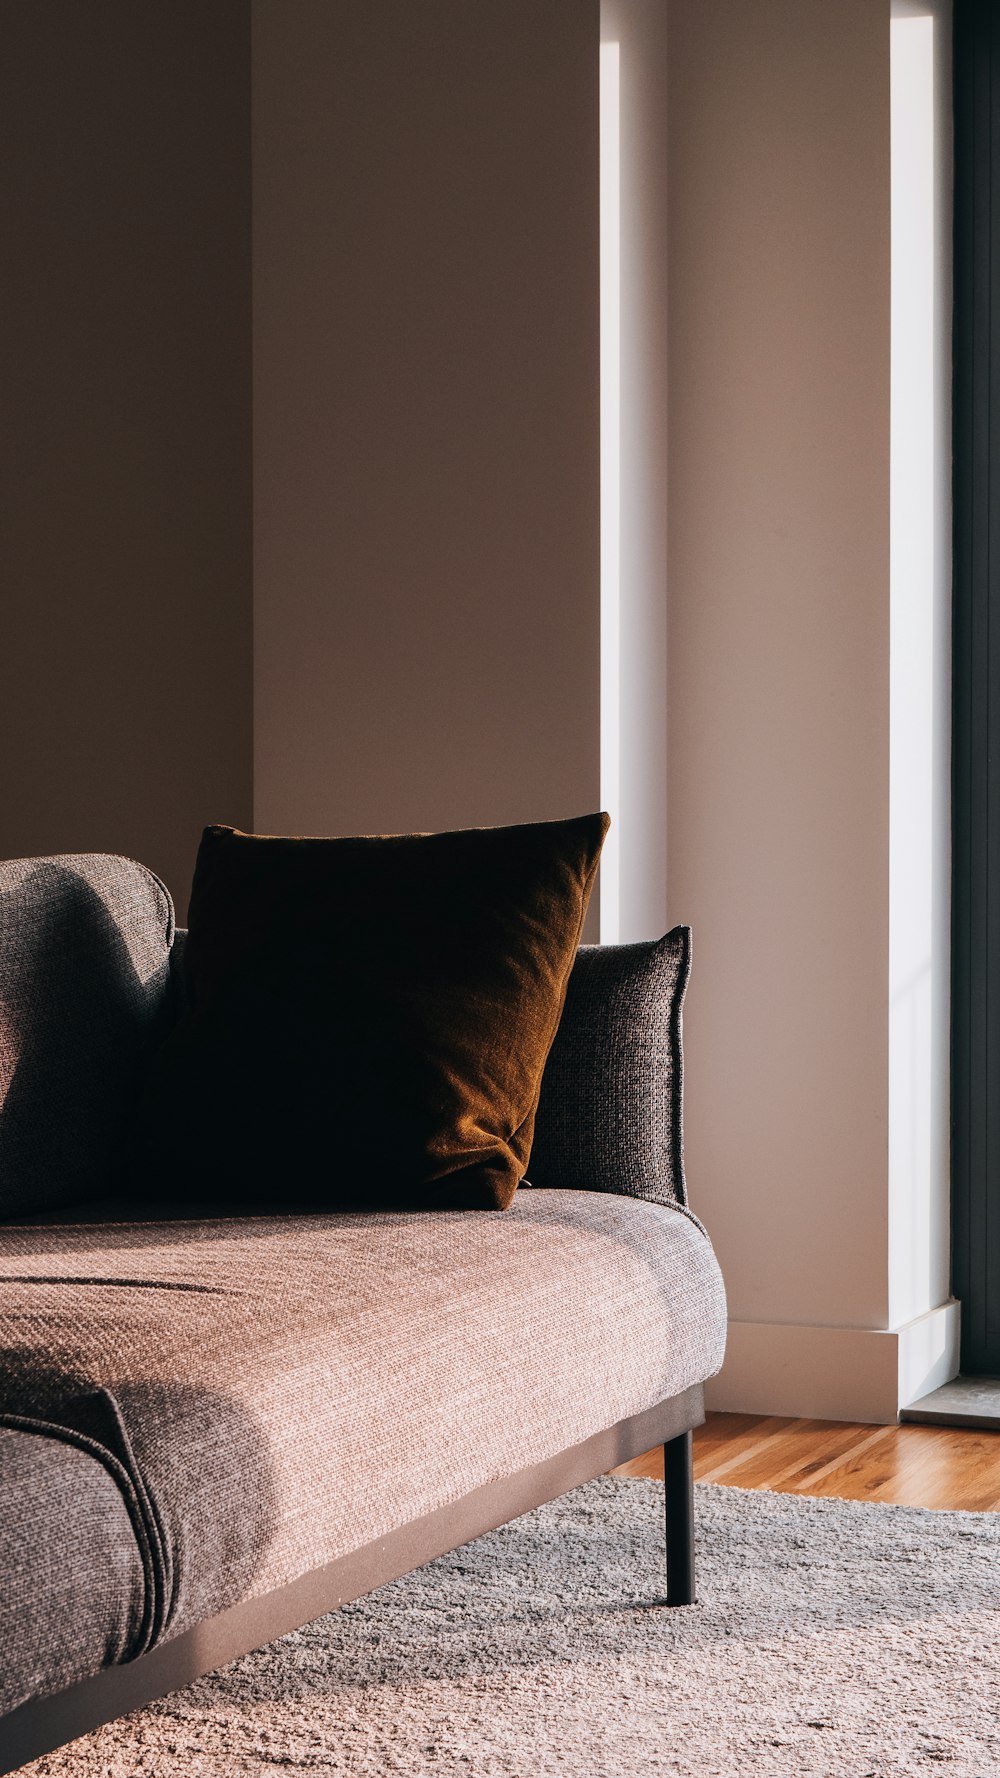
[[664, 1429, 696, 1605]]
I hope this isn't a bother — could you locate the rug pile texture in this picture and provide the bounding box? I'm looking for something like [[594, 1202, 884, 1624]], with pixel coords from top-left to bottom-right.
[[26, 1478, 1000, 1777]]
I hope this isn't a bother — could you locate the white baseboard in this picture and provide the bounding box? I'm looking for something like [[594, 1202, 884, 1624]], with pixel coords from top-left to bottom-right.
[[703, 1299, 961, 1424]]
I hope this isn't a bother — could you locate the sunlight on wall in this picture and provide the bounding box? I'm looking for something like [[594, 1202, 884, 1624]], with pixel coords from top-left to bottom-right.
[[889, 1, 952, 1339], [600, 40, 620, 942]]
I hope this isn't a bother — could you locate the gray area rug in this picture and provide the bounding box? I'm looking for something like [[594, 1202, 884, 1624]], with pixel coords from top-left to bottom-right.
[[27, 1478, 1000, 1778]]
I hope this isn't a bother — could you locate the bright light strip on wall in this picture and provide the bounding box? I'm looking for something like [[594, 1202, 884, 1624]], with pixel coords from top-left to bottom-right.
[[600, 40, 621, 943], [889, 3, 944, 1329]]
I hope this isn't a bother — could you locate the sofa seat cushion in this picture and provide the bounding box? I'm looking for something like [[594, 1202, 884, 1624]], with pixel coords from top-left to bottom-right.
[[0, 1427, 147, 1715], [0, 1190, 726, 1702]]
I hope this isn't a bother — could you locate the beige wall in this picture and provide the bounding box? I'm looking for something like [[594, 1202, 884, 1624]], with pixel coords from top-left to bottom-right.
[[1, 0, 600, 914], [0, 2, 253, 920], [665, 0, 893, 1339], [252, 0, 602, 928], [1, 3, 954, 1416]]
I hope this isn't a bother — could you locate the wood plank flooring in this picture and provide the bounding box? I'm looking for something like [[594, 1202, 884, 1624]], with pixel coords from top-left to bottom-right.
[[614, 1412, 1000, 1510]]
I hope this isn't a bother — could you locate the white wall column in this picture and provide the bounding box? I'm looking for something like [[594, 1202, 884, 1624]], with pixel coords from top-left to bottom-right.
[[666, 0, 899, 1420], [666, 0, 956, 1421]]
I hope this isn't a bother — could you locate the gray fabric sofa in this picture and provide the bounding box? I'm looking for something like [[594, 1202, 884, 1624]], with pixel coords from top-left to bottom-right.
[[0, 853, 727, 1774]]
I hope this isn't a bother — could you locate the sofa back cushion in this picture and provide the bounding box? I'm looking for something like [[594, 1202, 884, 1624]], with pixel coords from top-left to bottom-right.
[[0, 854, 175, 1216], [527, 928, 692, 1207]]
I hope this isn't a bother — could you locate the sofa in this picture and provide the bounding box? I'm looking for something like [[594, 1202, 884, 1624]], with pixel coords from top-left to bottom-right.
[[0, 846, 727, 1775]]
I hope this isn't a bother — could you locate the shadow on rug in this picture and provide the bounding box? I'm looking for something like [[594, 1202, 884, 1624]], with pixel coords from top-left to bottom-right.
[[25, 1478, 1000, 1777]]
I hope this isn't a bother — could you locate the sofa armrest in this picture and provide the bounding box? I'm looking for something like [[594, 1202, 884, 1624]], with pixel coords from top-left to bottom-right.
[[527, 929, 691, 1209]]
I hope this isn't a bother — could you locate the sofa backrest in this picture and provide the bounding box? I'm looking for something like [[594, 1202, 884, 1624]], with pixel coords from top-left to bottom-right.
[[0, 855, 175, 1218]]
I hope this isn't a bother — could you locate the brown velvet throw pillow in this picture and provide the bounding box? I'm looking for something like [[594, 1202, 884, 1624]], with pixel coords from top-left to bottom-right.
[[136, 814, 608, 1211]]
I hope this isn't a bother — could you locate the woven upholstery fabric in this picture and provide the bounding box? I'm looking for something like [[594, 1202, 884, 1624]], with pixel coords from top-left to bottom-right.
[[0, 1190, 725, 1707], [528, 929, 692, 1207], [0, 854, 175, 1216], [0, 1427, 146, 1715]]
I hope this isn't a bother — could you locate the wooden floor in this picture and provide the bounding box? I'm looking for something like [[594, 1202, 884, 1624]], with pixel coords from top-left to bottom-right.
[[614, 1411, 1000, 1511]]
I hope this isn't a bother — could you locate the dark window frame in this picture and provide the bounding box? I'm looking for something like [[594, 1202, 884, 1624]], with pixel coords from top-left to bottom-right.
[[952, 0, 1000, 1373]]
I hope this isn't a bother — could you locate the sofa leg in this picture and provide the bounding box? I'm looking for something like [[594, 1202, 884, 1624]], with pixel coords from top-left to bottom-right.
[[663, 1429, 696, 1605]]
